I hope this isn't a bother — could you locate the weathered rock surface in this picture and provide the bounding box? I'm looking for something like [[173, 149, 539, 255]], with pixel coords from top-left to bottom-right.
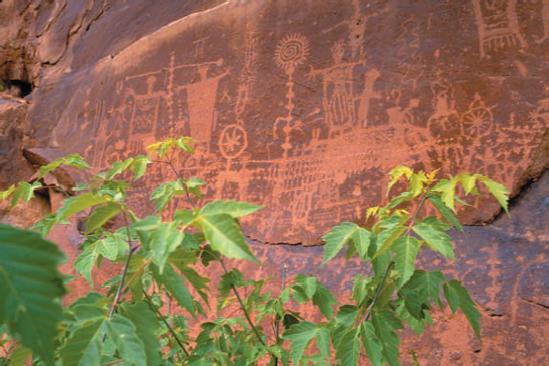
[[0, 0, 547, 364]]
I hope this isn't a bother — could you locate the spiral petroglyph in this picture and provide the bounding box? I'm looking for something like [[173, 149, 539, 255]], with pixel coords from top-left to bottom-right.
[[274, 33, 310, 71]]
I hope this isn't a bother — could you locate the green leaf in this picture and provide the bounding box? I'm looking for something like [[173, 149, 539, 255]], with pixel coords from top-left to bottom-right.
[[9, 345, 32, 366], [130, 155, 152, 180], [150, 180, 180, 213], [74, 248, 97, 288], [316, 327, 331, 361], [185, 177, 206, 199], [170, 260, 210, 305], [372, 215, 408, 260], [282, 321, 318, 364], [412, 217, 454, 261], [409, 171, 427, 197], [371, 309, 404, 366], [312, 283, 337, 319], [335, 328, 361, 366], [387, 166, 413, 196], [443, 282, 460, 314], [0, 224, 66, 366], [151, 263, 195, 315], [60, 317, 105, 366], [57, 193, 108, 221], [118, 301, 162, 365], [393, 236, 420, 288], [352, 228, 372, 260], [322, 222, 360, 264], [477, 175, 510, 215], [428, 194, 463, 231], [448, 280, 481, 340], [197, 213, 259, 264], [402, 270, 446, 303], [85, 202, 121, 234], [456, 173, 479, 195], [360, 322, 383, 366], [150, 223, 184, 274], [432, 177, 458, 212], [106, 158, 134, 180], [200, 200, 263, 218], [105, 314, 147, 366], [0, 184, 15, 200], [399, 289, 422, 319]]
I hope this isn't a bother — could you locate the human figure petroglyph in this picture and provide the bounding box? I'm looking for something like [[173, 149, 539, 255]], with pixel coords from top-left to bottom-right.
[[472, 0, 526, 57], [177, 60, 230, 150]]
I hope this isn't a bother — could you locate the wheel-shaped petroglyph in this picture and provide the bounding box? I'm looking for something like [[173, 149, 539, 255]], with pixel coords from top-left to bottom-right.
[[219, 124, 248, 159], [462, 107, 493, 137]]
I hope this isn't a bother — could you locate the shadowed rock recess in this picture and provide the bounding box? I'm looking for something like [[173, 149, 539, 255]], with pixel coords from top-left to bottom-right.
[[0, 0, 547, 363]]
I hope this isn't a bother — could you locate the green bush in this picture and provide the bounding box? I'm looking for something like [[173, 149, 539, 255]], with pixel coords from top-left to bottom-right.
[[0, 137, 509, 365]]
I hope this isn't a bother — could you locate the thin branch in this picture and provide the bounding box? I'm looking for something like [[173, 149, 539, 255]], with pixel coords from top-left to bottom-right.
[[107, 211, 135, 319], [142, 291, 190, 357], [218, 256, 266, 346], [363, 260, 394, 323]]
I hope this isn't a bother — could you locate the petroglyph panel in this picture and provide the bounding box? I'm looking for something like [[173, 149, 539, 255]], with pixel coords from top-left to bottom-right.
[[42, 0, 548, 245]]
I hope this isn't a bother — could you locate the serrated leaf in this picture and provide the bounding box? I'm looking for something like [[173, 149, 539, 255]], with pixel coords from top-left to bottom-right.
[[360, 322, 383, 366], [170, 260, 210, 305], [409, 171, 427, 197], [200, 200, 263, 218], [402, 270, 446, 303], [150, 180, 180, 213], [393, 236, 420, 288], [448, 280, 481, 340], [316, 327, 331, 361], [352, 228, 372, 260], [197, 213, 259, 264], [432, 177, 458, 212], [428, 194, 463, 231], [371, 309, 403, 366], [400, 289, 422, 319], [387, 166, 413, 196], [372, 215, 408, 260], [74, 248, 97, 288], [0, 224, 66, 366], [0, 184, 15, 200], [312, 283, 337, 319], [412, 217, 454, 262], [105, 314, 147, 366], [151, 263, 195, 315], [335, 328, 361, 366], [150, 223, 184, 274], [322, 222, 360, 264], [85, 202, 121, 234], [118, 301, 162, 365], [19, 181, 35, 203], [57, 193, 108, 221], [60, 317, 105, 366], [456, 173, 479, 195], [282, 321, 318, 364], [477, 176, 510, 215], [443, 283, 460, 314], [106, 158, 134, 180], [9, 345, 32, 366], [130, 155, 152, 180]]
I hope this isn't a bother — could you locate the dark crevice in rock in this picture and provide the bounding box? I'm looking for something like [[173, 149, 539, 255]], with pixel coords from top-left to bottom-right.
[[7, 79, 33, 98], [520, 297, 549, 309], [245, 234, 303, 247]]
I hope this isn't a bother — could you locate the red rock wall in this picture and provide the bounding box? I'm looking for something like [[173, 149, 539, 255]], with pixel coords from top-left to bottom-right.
[[0, 0, 547, 364]]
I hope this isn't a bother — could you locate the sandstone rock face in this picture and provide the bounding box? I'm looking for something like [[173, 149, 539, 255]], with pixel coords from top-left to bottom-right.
[[0, 0, 547, 364]]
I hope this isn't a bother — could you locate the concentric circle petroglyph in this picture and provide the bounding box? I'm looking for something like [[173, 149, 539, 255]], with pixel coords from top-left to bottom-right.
[[274, 33, 310, 71]]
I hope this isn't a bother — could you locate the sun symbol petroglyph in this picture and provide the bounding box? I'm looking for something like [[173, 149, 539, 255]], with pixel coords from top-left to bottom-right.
[[274, 33, 310, 72]]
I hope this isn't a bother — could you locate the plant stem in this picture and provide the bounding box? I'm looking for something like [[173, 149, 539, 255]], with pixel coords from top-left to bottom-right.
[[142, 291, 190, 357], [107, 211, 135, 319], [218, 256, 266, 346], [363, 260, 394, 323]]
